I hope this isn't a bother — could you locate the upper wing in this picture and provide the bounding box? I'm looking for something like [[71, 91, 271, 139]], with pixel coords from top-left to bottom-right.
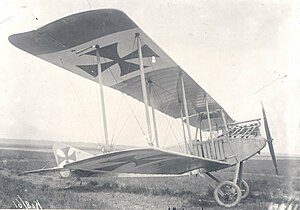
[[8, 9, 233, 130], [64, 148, 230, 174], [185, 111, 231, 131]]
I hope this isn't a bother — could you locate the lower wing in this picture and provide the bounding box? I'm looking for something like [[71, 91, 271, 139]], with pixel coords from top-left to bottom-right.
[[64, 148, 230, 175]]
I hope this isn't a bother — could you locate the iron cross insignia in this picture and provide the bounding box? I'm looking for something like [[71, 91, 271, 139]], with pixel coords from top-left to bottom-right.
[[57, 146, 76, 165], [76, 42, 159, 77]]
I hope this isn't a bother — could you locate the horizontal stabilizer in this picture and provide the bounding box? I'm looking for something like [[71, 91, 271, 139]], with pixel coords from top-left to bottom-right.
[[19, 166, 65, 175]]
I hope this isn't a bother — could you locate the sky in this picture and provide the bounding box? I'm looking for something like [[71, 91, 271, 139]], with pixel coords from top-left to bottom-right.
[[0, 0, 299, 154]]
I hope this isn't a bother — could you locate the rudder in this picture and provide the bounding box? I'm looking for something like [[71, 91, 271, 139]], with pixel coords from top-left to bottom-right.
[[53, 143, 95, 177]]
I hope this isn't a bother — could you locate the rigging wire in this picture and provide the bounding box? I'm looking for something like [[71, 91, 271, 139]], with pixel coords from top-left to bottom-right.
[[160, 116, 184, 153], [172, 117, 185, 139], [152, 86, 170, 128], [114, 94, 151, 146], [163, 119, 185, 153], [151, 80, 178, 99], [112, 96, 138, 146], [86, 0, 92, 8], [152, 86, 183, 150], [153, 86, 172, 126], [140, 37, 180, 145], [99, 55, 125, 147], [162, 120, 172, 148], [132, 35, 155, 146], [59, 58, 99, 141], [92, 36, 140, 146], [112, 36, 151, 145], [110, 94, 124, 146], [163, 114, 184, 152], [152, 86, 182, 141], [140, 35, 183, 107]]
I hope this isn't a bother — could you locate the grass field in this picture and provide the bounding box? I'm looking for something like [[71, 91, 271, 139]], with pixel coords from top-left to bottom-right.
[[0, 149, 299, 209]]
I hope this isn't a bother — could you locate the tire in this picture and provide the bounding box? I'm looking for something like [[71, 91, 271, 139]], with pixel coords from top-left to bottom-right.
[[230, 179, 250, 199], [213, 181, 242, 208], [240, 179, 249, 199]]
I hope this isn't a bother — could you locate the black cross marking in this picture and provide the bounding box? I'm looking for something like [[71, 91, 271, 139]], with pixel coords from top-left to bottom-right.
[[57, 146, 76, 164], [76, 42, 159, 77]]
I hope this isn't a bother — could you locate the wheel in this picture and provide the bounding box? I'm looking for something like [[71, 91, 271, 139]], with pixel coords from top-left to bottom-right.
[[213, 181, 242, 208], [230, 179, 250, 199], [239, 179, 249, 199]]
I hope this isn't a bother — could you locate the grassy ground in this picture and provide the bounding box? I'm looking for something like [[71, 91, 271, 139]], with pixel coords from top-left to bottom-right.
[[0, 149, 299, 209]]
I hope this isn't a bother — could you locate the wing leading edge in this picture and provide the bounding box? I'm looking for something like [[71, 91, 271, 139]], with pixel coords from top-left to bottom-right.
[[9, 9, 233, 130]]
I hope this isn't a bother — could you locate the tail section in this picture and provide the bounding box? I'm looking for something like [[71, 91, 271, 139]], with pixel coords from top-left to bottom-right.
[[53, 143, 95, 177]]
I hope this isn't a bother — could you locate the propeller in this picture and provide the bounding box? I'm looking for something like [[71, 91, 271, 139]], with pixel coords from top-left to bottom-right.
[[261, 102, 278, 175]]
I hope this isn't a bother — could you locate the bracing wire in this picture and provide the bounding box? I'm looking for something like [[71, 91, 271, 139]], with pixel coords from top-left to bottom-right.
[[110, 93, 124, 146], [92, 36, 141, 146], [162, 120, 172, 148], [151, 80, 178, 99], [114, 94, 152, 146], [113, 96, 138, 146], [86, 0, 91, 8], [161, 117, 185, 153], [152, 86, 183, 140], [140, 37, 191, 150], [162, 113, 184, 152], [151, 86, 183, 151], [59, 58, 99, 141]]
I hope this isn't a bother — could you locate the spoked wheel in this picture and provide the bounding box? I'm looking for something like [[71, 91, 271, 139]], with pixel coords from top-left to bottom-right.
[[230, 179, 250, 199], [213, 181, 242, 208], [239, 179, 249, 199]]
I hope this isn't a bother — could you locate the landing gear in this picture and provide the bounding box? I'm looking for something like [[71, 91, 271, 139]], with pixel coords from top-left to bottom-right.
[[213, 181, 242, 208], [239, 179, 249, 199], [229, 179, 249, 199], [204, 161, 248, 207]]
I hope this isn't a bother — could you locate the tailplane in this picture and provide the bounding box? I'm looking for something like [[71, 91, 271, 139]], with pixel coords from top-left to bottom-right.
[[52, 143, 95, 177]]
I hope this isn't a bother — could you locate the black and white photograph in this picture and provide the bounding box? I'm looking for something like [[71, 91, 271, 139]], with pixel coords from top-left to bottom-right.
[[0, 0, 299, 209]]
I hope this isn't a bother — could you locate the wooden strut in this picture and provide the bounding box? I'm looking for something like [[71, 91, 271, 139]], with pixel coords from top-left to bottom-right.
[[180, 75, 193, 155], [237, 161, 243, 187], [180, 107, 189, 154], [205, 95, 216, 159], [233, 161, 241, 184], [194, 114, 200, 140], [199, 115, 203, 142], [206, 172, 220, 183], [148, 82, 159, 147], [96, 45, 109, 152], [136, 33, 153, 146], [220, 109, 228, 131]]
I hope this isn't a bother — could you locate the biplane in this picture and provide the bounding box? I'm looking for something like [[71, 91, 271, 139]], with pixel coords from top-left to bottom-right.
[[9, 9, 278, 207]]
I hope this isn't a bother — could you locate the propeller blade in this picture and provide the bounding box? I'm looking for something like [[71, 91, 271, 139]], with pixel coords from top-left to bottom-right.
[[261, 102, 278, 175]]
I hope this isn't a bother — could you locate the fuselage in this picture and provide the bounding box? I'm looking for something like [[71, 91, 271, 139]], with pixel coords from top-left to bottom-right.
[[193, 136, 266, 166]]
